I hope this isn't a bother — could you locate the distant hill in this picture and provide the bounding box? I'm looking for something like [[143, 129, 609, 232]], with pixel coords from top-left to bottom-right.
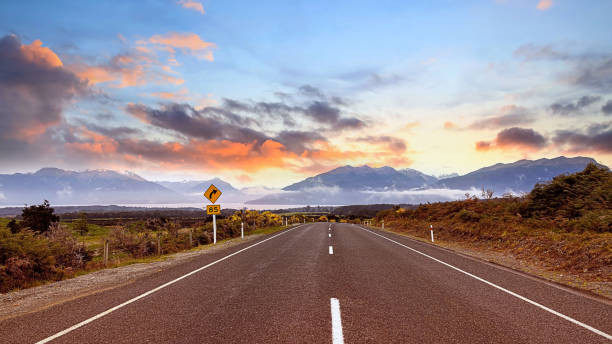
[[0, 168, 182, 205], [432, 156, 607, 195], [0, 156, 607, 207], [0, 167, 245, 206], [249, 156, 609, 205], [158, 177, 242, 203], [283, 165, 437, 191], [158, 178, 239, 194]]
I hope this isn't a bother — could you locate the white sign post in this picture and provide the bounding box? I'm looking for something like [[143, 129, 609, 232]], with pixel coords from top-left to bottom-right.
[[213, 215, 217, 244], [241, 222, 244, 240], [430, 224, 434, 242]]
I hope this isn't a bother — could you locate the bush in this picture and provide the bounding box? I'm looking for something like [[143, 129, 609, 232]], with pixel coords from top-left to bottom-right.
[[46, 223, 91, 269], [454, 209, 482, 223], [0, 229, 57, 292], [20, 200, 59, 233], [523, 163, 611, 220]]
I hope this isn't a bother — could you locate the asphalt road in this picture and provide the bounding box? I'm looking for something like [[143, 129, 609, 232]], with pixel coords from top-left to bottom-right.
[[1, 222, 611, 343]]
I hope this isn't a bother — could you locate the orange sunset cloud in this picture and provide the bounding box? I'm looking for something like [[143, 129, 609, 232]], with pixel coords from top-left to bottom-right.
[[148, 32, 216, 61]]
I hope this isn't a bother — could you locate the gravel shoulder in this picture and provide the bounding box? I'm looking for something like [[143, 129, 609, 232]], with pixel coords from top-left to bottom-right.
[[0, 233, 267, 321]]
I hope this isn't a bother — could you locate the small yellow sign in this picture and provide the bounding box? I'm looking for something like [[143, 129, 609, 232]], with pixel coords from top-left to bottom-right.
[[206, 204, 221, 215], [203, 184, 222, 204]]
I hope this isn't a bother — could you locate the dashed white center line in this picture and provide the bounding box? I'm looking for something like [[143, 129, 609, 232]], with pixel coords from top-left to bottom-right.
[[329, 233, 331, 238], [329, 246, 334, 255], [330, 298, 344, 344]]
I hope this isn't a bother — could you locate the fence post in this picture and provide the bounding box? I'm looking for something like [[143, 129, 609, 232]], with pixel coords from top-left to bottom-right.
[[103, 239, 109, 267], [241, 222, 244, 239], [189, 229, 193, 248]]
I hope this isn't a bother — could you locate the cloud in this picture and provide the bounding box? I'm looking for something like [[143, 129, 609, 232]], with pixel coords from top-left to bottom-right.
[[274, 130, 327, 155], [298, 84, 325, 99], [571, 58, 612, 92], [177, 0, 204, 14], [549, 95, 601, 116], [514, 44, 568, 61], [19, 39, 63, 68], [469, 105, 533, 129], [553, 122, 612, 153], [206, 86, 364, 132], [476, 127, 547, 151], [0, 35, 86, 146], [354, 136, 407, 153], [150, 88, 190, 101], [304, 101, 340, 124], [74, 120, 142, 138], [336, 69, 405, 91], [536, 0, 553, 10], [602, 100, 612, 115], [515, 43, 612, 92], [64, 127, 119, 155], [147, 32, 216, 61], [71, 51, 184, 88], [443, 121, 457, 130], [126, 103, 267, 143]]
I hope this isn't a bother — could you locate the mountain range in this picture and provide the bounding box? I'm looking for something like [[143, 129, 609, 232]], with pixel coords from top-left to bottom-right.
[[0, 156, 606, 206]]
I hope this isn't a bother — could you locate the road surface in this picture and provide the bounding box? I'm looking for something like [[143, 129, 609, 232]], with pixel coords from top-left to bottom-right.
[[1, 222, 610, 343]]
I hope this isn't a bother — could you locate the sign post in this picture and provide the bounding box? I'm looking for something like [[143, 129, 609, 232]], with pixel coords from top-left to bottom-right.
[[203, 184, 222, 245], [430, 224, 434, 242]]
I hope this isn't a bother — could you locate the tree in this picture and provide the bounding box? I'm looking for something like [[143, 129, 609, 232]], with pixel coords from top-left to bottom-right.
[[21, 200, 59, 234], [7, 219, 20, 234], [481, 187, 494, 199], [73, 212, 88, 236]]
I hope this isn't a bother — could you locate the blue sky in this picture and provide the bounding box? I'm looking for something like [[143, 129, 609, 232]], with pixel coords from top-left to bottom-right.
[[1, 0, 611, 186]]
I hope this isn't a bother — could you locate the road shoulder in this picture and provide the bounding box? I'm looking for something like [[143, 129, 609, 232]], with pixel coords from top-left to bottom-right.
[[0, 231, 276, 321]]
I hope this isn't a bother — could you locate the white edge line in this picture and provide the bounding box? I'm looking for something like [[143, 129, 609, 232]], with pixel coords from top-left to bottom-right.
[[35, 225, 304, 344], [330, 298, 344, 344], [357, 226, 612, 341], [329, 246, 334, 255]]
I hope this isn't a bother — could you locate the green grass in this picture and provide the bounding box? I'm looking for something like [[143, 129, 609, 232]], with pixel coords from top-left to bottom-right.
[[68, 225, 108, 251], [0, 217, 10, 232]]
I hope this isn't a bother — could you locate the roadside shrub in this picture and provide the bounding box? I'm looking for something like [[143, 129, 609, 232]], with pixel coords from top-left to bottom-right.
[[46, 223, 91, 269], [454, 209, 482, 223], [568, 211, 612, 233], [523, 163, 611, 219], [0, 229, 57, 292]]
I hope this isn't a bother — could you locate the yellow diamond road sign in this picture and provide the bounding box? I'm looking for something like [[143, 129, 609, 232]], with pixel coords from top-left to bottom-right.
[[206, 204, 221, 215], [204, 184, 222, 204]]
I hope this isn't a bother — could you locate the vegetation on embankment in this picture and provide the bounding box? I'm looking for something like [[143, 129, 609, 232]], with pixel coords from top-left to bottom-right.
[[1, 205, 305, 293], [374, 164, 612, 283]]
